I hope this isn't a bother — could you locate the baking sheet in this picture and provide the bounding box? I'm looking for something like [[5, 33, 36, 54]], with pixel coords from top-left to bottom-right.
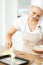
[[0, 61, 8, 65], [0, 55, 29, 65]]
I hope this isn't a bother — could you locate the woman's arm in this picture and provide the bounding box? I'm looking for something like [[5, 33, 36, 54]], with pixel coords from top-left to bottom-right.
[[5, 26, 17, 49]]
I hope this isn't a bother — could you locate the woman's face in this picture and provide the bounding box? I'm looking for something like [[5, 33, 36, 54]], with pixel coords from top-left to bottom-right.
[[29, 6, 43, 22]]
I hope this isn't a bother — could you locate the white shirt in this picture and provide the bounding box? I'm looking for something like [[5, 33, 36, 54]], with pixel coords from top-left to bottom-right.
[[13, 15, 43, 33]]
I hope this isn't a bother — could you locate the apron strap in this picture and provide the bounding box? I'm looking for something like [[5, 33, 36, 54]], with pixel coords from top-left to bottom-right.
[[38, 26, 43, 40]]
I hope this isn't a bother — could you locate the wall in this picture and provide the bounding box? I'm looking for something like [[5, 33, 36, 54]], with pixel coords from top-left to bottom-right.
[[17, 0, 30, 16], [0, 0, 17, 46], [5, 0, 17, 32], [0, 0, 5, 46], [18, 0, 30, 9]]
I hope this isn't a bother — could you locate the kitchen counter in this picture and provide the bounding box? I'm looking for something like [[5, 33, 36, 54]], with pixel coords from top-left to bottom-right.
[[0, 46, 43, 65], [15, 50, 35, 65]]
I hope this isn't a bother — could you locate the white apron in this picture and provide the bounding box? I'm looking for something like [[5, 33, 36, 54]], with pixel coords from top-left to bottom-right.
[[22, 23, 43, 53]]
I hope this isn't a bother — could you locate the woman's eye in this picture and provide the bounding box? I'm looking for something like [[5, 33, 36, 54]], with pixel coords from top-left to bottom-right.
[[33, 12, 36, 14], [37, 15, 40, 17]]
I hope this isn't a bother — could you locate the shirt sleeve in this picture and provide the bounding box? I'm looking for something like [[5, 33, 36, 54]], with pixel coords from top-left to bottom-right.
[[13, 16, 26, 31], [13, 17, 22, 30]]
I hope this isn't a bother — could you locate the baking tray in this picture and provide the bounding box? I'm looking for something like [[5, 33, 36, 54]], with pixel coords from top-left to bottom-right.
[[0, 55, 29, 65], [0, 61, 8, 65]]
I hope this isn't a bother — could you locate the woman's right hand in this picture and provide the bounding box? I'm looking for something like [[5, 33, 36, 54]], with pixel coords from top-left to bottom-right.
[[5, 38, 12, 49]]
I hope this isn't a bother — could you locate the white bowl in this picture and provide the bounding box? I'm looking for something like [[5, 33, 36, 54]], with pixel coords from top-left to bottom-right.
[[33, 45, 43, 54]]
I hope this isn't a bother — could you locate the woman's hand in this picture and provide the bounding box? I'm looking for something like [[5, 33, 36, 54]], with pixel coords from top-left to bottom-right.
[[5, 26, 17, 49], [5, 38, 12, 49]]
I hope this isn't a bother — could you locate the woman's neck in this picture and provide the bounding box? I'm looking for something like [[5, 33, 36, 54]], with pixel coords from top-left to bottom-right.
[[29, 20, 38, 25], [27, 19, 38, 32]]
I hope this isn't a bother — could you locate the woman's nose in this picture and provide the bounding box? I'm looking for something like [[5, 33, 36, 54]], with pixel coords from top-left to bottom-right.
[[33, 14, 37, 19]]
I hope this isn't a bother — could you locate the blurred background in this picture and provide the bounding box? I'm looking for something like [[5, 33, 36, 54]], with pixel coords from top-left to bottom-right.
[[17, 0, 30, 17], [0, 0, 30, 50], [0, 0, 17, 46]]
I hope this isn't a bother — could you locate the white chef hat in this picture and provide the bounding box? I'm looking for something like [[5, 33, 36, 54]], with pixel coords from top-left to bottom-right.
[[31, 0, 43, 10]]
